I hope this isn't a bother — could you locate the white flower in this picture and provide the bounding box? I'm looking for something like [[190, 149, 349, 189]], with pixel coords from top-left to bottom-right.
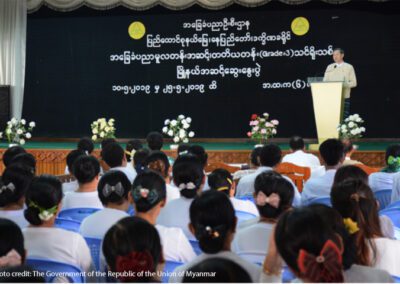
[[253, 126, 259, 132], [263, 113, 269, 117], [186, 117, 192, 123], [350, 129, 357, 135], [348, 122, 355, 128], [164, 119, 170, 125], [271, 120, 279, 125], [20, 119, 26, 125], [168, 130, 174, 137], [100, 132, 105, 138], [170, 120, 177, 127], [16, 129, 23, 135], [93, 128, 98, 134], [92, 135, 97, 141], [342, 129, 348, 133], [11, 118, 17, 125], [26, 132, 32, 139], [272, 129, 277, 135], [38, 210, 54, 221], [20, 139, 25, 145], [183, 138, 189, 143], [356, 118, 362, 123], [178, 115, 185, 120], [173, 136, 180, 143], [105, 127, 110, 132], [109, 118, 115, 123], [189, 131, 195, 138], [6, 129, 11, 134], [341, 125, 347, 130], [265, 122, 274, 128], [360, 127, 366, 132], [183, 123, 190, 129], [0, 132, 2, 139], [162, 127, 168, 133], [179, 129, 186, 138]]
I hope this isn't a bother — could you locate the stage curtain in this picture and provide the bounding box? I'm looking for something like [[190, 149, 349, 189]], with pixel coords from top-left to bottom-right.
[[0, 0, 26, 119], [27, 0, 390, 12]]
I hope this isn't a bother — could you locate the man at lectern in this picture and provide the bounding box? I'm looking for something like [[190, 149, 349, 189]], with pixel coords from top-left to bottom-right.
[[323, 48, 357, 118]]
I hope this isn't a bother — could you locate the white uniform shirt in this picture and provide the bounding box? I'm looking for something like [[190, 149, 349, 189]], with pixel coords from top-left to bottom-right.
[[169, 251, 261, 283], [282, 150, 321, 169], [62, 191, 103, 210], [23, 227, 93, 273], [109, 166, 137, 184], [372, 237, 400, 277], [79, 207, 129, 238], [0, 209, 29, 228], [301, 169, 337, 205], [229, 197, 259, 216], [62, 180, 78, 194], [392, 172, 400, 203], [369, 172, 395, 193], [157, 197, 195, 241], [155, 224, 196, 263], [166, 184, 180, 203]]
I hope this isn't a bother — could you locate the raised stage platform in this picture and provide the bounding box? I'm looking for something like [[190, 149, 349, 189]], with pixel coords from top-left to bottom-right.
[[0, 141, 392, 176]]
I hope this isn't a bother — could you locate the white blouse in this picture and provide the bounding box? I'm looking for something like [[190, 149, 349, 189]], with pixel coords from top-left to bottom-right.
[[62, 191, 103, 210], [0, 209, 29, 228]]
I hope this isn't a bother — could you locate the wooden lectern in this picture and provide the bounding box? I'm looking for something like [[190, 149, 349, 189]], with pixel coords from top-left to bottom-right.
[[309, 80, 344, 147]]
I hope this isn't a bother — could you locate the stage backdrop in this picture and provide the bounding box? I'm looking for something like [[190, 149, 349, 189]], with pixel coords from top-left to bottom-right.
[[23, 1, 400, 138]]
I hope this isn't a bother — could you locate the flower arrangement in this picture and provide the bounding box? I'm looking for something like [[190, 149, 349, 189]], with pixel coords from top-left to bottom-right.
[[247, 113, 279, 145], [1, 118, 35, 145], [162, 115, 195, 144], [91, 118, 116, 141], [337, 114, 365, 139]]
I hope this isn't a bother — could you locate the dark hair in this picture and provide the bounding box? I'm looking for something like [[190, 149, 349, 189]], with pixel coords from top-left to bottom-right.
[[77, 137, 94, 154], [333, 47, 345, 54], [0, 265, 44, 282], [385, 144, 400, 166], [0, 218, 25, 263], [133, 148, 150, 175], [144, 151, 170, 178], [342, 139, 354, 155], [102, 143, 125, 168], [173, 155, 204, 199], [66, 149, 86, 174], [188, 145, 208, 168], [98, 171, 131, 206], [103, 216, 163, 282], [101, 138, 117, 151], [3, 146, 26, 167], [259, 144, 282, 167], [177, 144, 191, 156], [333, 165, 368, 187], [131, 171, 166, 213], [190, 191, 236, 254], [208, 169, 233, 196], [0, 164, 34, 207], [73, 155, 100, 184], [9, 153, 36, 174], [146, 132, 163, 151], [289, 136, 305, 151], [275, 207, 344, 282], [254, 171, 294, 219], [183, 258, 251, 283], [24, 175, 63, 226], [319, 139, 344, 166], [250, 147, 262, 167], [126, 139, 143, 162], [331, 178, 383, 266]]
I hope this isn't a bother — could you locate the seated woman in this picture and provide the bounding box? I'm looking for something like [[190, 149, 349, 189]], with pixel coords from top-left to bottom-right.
[[23, 175, 93, 273], [144, 151, 180, 203], [265, 206, 393, 283], [208, 168, 258, 216], [80, 171, 131, 238], [331, 178, 400, 277], [157, 155, 204, 241], [103, 216, 164, 282], [132, 148, 150, 175], [130, 171, 195, 263], [0, 165, 34, 228], [62, 155, 103, 209], [334, 165, 395, 239], [170, 191, 261, 283], [0, 218, 25, 268], [232, 171, 293, 261], [9, 153, 36, 175]]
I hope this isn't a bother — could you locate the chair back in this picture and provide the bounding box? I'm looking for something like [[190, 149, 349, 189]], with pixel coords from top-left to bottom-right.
[[163, 261, 183, 282], [189, 240, 202, 255], [58, 208, 100, 222], [237, 195, 255, 203], [55, 218, 81, 233], [236, 210, 257, 224], [26, 258, 84, 283], [374, 189, 392, 210], [275, 162, 311, 193], [84, 237, 102, 271], [308, 197, 332, 207], [205, 162, 241, 174], [386, 200, 400, 210], [380, 208, 400, 228]]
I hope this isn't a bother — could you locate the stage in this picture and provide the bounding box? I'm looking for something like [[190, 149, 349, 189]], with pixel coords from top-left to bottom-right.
[[0, 140, 392, 175]]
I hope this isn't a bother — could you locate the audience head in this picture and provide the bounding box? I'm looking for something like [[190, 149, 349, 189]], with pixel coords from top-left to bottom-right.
[[173, 154, 204, 199], [208, 169, 234, 197], [144, 151, 170, 179], [9, 153, 36, 174], [66, 149, 86, 175], [275, 207, 344, 282], [133, 148, 150, 175], [0, 218, 25, 267], [177, 144, 191, 156], [77, 137, 94, 154], [146, 132, 163, 151], [289, 136, 305, 152], [189, 191, 236, 254], [24, 175, 63, 226], [333, 165, 368, 186], [254, 171, 294, 220], [188, 145, 208, 169], [103, 216, 164, 282], [384, 144, 400, 172], [0, 164, 34, 208], [331, 178, 382, 265], [3, 146, 26, 168], [319, 139, 345, 167], [250, 147, 263, 168], [101, 138, 117, 151], [342, 139, 355, 157], [73, 155, 100, 185], [131, 171, 166, 214], [259, 144, 282, 168], [98, 171, 131, 210], [125, 139, 143, 162], [183, 258, 251, 283], [102, 143, 126, 168]]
